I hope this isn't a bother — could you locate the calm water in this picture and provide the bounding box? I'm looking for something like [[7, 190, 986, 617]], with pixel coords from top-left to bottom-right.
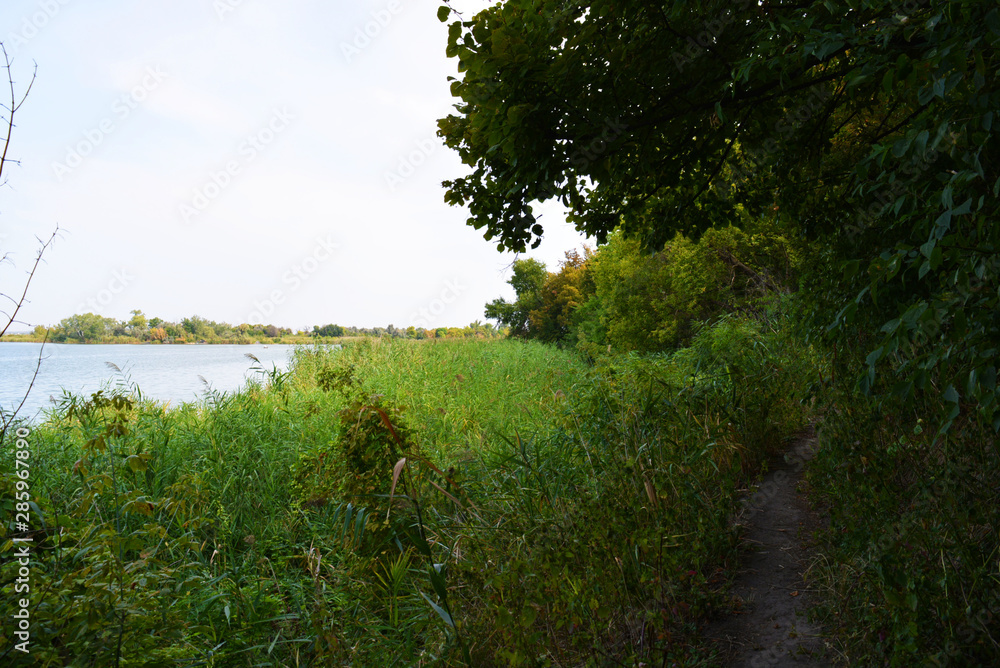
[[0, 343, 299, 421]]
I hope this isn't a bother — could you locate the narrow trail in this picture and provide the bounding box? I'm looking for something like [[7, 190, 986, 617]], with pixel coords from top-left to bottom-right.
[[706, 430, 830, 666]]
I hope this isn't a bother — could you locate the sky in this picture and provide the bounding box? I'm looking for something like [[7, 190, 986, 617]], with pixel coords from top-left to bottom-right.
[[0, 0, 590, 332]]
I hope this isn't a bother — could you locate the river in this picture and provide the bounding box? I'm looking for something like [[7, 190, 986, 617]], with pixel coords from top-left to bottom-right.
[[0, 342, 299, 421]]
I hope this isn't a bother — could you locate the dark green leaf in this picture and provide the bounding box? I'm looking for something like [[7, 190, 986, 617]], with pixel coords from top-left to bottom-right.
[[421, 592, 455, 628]]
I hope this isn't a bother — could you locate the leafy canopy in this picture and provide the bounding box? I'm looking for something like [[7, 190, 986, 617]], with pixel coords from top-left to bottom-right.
[[440, 0, 1000, 429]]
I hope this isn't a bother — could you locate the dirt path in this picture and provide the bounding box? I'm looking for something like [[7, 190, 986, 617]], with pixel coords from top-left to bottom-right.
[[705, 431, 829, 666]]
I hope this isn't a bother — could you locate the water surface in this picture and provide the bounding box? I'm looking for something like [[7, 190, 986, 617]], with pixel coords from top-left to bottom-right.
[[1, 343, 298, 421]]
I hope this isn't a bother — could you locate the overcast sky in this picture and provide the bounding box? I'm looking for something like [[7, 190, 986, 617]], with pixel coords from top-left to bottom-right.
[[0, 0, 589, 332]]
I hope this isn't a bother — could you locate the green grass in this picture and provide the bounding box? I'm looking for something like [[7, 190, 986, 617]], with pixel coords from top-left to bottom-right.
[[1, 325, 820, 666], [806, 370, 1000, 665]]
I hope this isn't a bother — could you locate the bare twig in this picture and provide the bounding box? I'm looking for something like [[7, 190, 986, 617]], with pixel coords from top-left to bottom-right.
[[0, 225, 59, 337], [1, 40, 52, 337], [0, 40, 53, 436], [0, 41, 38, 186]]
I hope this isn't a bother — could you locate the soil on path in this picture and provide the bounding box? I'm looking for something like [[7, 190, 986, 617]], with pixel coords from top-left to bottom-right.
[[705, 430, 830, 667]]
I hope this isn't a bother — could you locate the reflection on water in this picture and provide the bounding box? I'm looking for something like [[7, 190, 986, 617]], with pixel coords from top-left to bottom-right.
[[0, 343, 299, 421]]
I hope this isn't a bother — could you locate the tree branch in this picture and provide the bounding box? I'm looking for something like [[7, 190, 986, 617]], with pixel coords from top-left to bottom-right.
[[0, 42, 38, 186], [0, 225, 59, 338]]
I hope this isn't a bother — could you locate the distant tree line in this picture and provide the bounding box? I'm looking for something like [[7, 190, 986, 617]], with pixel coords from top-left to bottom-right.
[[20, 311, 507, 344], [312, 321, 505, 341], [38, 312, 293, 344]]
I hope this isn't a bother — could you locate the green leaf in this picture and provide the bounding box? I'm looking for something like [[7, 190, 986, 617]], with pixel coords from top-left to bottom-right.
[[881, 318, 901, 334], [842, 259, 860, 280], [932, 77, 945, 98], [866, 347, 884, 366], [982, 366, 996, 391], [929, 245, 942, 269], [933, 210, 952, 237], [421, 592, 455, 628], [967, 369, 978, 396], [943, 385, 959, 404], [881, 70, 894, 95], [437, 6, 450, 22], [892, 137, 911, 157], [986, 9, 1000, 36], [353, 511, 367, 549], [125, 454, 148, 473], [428, 564, 449, 601]]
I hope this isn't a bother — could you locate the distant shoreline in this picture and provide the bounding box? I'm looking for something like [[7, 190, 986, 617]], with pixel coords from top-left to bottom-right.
[[0, 337, 331, 345]]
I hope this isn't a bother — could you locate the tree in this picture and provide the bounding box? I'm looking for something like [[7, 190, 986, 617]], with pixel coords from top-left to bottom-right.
[[182, 315, 217, 340], [440, 0, 1000, 427], [127, 309, 148, 334], [53, 313, 117, 343], [526, 250, 590, 344], [484, 258, 547, 336], [314, 323, 345, 338]]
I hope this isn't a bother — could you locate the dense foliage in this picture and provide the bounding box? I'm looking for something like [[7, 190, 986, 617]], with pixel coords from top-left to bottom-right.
[[0, 333, 820, 665], [485, 218, 802, 354], [444, 0, 1000, 662], [2, 1, 998, 663], [439, 0, 1000, 429]]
